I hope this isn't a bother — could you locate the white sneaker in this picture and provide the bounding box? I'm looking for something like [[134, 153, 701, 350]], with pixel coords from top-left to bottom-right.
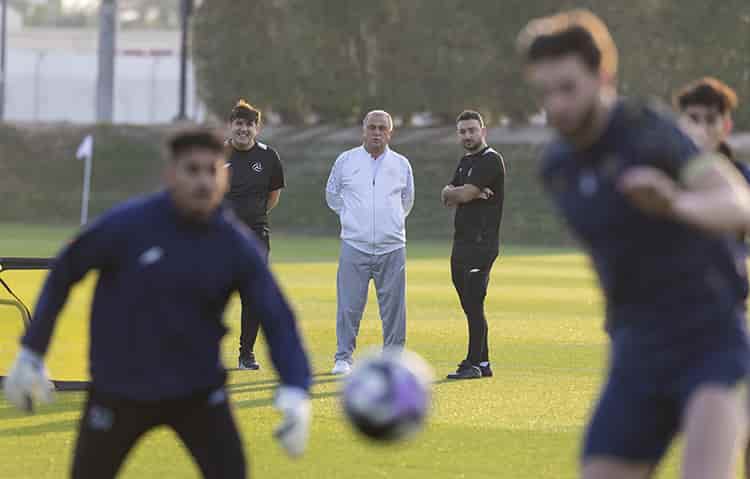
[[331, 360, 352, 375]]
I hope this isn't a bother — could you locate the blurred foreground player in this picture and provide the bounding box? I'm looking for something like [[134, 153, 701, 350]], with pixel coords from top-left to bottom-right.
[[225, 99, 286, 371], [674, 77, 750, 183], [673, 77, 750, 479], [519, 10, 750, 479], [3, 129, 311, 478]]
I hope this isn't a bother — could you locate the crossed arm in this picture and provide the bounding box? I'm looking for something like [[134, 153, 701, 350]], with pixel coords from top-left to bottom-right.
[[441, 184, 493, 207], [267, 189, 282, 211]]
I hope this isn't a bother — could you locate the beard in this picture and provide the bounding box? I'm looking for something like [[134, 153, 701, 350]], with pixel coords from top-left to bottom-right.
[[554, 100, 598, 140], [463, 139, 481, 152]]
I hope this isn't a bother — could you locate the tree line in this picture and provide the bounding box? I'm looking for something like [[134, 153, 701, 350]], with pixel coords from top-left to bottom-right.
[[8, 0, 181, 28], [193, 0, 750, 127]]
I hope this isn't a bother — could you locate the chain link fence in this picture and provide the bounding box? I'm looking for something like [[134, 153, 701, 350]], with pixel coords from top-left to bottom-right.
[[5, 47, 204, 124]]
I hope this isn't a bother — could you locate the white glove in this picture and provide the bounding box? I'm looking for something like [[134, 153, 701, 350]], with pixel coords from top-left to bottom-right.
[[273, 385, 311, 458], [3, 346, 55, 412]]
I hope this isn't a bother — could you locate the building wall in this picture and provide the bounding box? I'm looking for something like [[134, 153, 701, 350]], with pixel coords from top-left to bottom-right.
[[4, 28, 203, 124]]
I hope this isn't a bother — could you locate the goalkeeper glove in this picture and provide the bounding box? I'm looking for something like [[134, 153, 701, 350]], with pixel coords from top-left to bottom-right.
[[3, 346, 55, 412], [274, 385, 311, 457]]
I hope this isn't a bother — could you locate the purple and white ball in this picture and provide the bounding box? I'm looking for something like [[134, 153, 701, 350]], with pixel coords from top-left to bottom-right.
[[342, 349, 433, 442]]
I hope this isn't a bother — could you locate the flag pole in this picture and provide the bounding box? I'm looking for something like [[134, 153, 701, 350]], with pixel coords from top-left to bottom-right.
[[81, 153, 92, 225], [76, 135, 94, 225]]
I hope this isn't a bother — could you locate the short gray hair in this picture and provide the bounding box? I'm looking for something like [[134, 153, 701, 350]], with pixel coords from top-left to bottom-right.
[[362, 110, 394, 131]]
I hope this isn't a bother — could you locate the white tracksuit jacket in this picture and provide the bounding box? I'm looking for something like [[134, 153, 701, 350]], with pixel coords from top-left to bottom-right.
[[325, 145, 415, 255]]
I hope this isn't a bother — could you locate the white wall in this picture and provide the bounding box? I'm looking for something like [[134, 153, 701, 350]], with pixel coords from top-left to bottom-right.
[[5, 47, 203, 124]]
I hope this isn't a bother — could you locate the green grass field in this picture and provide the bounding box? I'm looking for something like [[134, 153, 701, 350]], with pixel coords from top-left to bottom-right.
[[0, 224, 734, 478]]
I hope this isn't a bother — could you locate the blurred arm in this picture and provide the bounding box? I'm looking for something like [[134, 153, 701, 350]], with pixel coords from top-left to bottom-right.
[[237, 242, 312, 391], [22, 221, 112, 355], [673, 155, 750, 234], [620, 153, 750, 235]]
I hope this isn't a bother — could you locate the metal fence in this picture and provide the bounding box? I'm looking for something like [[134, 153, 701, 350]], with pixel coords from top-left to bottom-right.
[[4, 47, 204, 124]]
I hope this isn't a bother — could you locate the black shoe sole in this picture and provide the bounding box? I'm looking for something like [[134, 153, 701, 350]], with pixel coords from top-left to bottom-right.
[[446, 372, 482, 380], [238, 359, 260, 370]]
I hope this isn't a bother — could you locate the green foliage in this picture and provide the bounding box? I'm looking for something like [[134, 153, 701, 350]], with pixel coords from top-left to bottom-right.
[[0, 124, 572, 245], [193, 0, 309, 122], [120, 0, 181, 29], [192, 1, 750, 127], [0, 124, 163, 223]]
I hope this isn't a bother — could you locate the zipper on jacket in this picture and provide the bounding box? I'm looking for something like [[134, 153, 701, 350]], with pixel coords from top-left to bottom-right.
[[371, 163, 376, 252]]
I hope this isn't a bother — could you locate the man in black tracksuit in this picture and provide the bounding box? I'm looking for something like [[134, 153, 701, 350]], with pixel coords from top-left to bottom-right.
[[441, 110, 505, 380], [225, 99, 286, 370]]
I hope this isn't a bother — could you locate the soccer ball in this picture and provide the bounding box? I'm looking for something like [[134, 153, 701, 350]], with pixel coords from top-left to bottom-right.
[[341, 348, 433, 442]]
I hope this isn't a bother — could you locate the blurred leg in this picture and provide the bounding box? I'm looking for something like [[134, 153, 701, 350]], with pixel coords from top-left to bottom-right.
[[169, 389, 246, 479], [71, 391, 156, 479], [681, 385, 743, 479]]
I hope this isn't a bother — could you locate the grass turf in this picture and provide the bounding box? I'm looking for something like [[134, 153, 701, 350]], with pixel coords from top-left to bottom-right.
[[0, 224, 730, 478]]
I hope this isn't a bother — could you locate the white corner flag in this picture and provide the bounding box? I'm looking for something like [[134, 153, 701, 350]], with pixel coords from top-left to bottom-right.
[[76, 134, 93, 160], [76, 135, 94, 226]]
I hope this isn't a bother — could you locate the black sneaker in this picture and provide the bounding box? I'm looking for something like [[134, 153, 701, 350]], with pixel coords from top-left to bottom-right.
[[479, 363, 493, 378], [238, 353, 260, 370], [446, 361, 481, 380]]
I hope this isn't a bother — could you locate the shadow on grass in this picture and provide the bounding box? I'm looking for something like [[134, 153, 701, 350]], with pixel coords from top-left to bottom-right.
[[0, 393, 86, 418], [0, 418, 79, 437], [0, 370, 350, 431], [1, 373, 458, 424], [227, 371, 336, 380], [0, 388, 344, 437], [233, 389, 340, 410], [231, 376, 473, 411], [227, 373, 467, 400], [432, 378, 476, 386], [225, 374, 279, 384], [228, 375, 343, 395], [1, 374, 461, 436]]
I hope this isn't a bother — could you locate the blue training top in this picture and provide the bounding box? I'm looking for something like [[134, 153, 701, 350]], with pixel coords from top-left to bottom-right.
[[23, 191, 311, 400], [540, 100, 749, 348]]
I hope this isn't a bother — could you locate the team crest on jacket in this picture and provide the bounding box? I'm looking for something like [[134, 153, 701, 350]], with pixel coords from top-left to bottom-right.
[[578, 171, 598, 197], [252, 161, 263, 173]]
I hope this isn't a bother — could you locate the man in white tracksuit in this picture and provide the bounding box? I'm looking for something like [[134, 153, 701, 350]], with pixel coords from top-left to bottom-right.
[[325, 110, 415, 375]]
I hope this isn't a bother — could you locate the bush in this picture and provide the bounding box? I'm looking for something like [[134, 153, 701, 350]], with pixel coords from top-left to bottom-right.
[[0, 124, 574, 245]]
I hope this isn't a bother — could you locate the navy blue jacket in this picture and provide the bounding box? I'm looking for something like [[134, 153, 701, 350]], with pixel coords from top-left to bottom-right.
[[540, 101, 749, 351], [23, 191, 311, 400]]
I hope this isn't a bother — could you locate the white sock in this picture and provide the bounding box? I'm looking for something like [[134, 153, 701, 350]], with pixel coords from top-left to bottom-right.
[[479, 361, 489, 367]]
